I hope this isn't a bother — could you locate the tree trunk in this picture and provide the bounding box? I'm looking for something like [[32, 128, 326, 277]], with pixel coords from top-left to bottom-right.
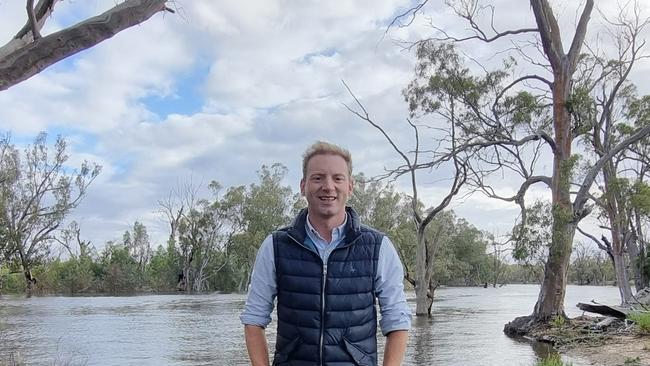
[[15, 241, 37, 295], [415, 229, 431, 316], [533, 71, 574, 321], [534, 220, 575, 320], [635, 211, 649, 289], [613, 250, 633, 304], [626, 235, 644, 292]]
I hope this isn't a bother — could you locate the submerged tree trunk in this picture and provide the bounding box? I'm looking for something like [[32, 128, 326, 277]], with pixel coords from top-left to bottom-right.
[[415, 230, 429, 315], [415, 228, 439, 316]]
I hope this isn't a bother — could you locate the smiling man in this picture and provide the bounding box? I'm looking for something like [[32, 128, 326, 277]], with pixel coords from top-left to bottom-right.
[[241, 141, 411, 366]]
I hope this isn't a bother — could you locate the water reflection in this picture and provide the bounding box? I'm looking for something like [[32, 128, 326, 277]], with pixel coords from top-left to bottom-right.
[[0, 285, 621, 365], [411, 316, 435, 365]]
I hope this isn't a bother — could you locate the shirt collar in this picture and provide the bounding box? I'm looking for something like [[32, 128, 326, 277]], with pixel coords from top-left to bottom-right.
[[306, 213, 348, 242]]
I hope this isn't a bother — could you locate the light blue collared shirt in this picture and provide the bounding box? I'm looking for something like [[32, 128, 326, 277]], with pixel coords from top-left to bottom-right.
[[240, 215, 412, 335]]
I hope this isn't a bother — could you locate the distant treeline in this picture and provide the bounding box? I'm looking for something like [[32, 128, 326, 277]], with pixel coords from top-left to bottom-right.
[[0, 139, 615, 294]]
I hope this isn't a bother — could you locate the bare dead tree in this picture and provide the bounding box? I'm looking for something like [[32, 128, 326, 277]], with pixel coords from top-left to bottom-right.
[[343, 81, 468, 317], [55, 221, 94, 260], [0, 0, 175, 91]]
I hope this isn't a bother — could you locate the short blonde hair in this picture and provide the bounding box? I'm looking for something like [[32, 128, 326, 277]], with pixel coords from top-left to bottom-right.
[[302, 141, 352, 178]]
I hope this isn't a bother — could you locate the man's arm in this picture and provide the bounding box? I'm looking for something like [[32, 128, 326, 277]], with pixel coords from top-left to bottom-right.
[[240, 235, 277, 365], [383, 330, 408, 366], [376, 236, 412, 365], [245, 325, 270, 366]]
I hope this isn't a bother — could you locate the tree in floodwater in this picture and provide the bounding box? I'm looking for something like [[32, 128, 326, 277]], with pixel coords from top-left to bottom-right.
[[0, 133, 100, 294], [397, 0, 650, 328], [345, 82, 468, 317]]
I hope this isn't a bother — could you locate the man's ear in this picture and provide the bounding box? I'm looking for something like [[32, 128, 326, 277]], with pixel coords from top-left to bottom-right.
[[300, 178, 305, 196]]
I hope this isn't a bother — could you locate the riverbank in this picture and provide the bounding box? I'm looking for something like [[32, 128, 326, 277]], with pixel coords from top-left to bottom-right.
[[523, 315, 650, 366], [565, 335, 650, 366]]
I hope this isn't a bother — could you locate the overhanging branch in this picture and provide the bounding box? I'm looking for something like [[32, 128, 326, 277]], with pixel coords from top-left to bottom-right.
[[0, 0, 172, 91]]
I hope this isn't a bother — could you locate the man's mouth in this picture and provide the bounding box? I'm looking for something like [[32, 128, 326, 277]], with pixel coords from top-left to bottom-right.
[[319, 196, 336, 201]]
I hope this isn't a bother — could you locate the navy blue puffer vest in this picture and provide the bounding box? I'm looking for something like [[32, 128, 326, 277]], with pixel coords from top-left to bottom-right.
[[272, 207, 383, 366]]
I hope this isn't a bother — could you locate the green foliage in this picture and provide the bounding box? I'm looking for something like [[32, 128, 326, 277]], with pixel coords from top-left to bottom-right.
[[534, 354, 572, 366], [146, 245, 177, 291], [99, 243, 140, 293], [628, 312, 650, 333], [624, 356, 641, 365], [567, 87, 597, 136], [550, 315, 566, 328], [34, 256, 96, 294], [0, 266, 26, 293], [512, 200, 552, 263], [0, 133, 100, 291], [569, 242, 614, 285], [625, 95, 650, 127], [630, 181, 650, 216]]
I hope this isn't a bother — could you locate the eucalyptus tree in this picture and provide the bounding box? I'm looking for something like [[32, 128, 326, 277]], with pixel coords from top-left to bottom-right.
[[0, 133, 100, 293], [231, 163, 296, 292], [158, 164, 296, 293], [397, 0, 650, 328], [0, 135, 18, 267], [122, 221, 151, 281], [0, 0, 174, 91]]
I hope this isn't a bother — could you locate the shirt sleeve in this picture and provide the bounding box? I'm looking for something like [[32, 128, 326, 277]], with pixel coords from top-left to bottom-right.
[[376, 236, 412, 335], [240, 234, 277, 328]]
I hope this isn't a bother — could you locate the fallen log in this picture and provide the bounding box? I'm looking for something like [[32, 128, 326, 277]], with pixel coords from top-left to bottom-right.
[[576, 302, 631, 318]]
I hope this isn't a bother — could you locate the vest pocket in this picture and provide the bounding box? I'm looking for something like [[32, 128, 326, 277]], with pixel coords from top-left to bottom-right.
[[272, 336, 302, 366], [342, 337, 373, 366]]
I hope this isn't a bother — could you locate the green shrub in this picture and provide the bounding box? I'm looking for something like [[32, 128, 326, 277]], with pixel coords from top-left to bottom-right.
[[0, 266, 26, 293], [535, 354, 573, 366], [628, 312, 650, 333], [624, 356, 641, 365], [550, 315, 566, 328]]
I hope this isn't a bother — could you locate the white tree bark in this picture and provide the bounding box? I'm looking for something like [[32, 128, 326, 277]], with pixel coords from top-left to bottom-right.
[[0, 0, 171, 91]]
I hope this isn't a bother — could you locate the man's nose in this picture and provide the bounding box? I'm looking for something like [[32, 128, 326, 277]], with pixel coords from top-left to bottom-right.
[[322, 177, 334, 190]]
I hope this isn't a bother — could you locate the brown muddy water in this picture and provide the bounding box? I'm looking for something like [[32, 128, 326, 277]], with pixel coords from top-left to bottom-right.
[[0, 284, 620, 365]]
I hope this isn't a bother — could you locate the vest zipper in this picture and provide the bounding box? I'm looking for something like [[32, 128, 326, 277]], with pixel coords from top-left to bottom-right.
[[320, 262, 327, 366], [284, 233, 366, 366]]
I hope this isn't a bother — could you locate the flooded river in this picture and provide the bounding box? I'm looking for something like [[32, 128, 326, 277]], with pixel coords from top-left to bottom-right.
[[0, 284, 620, 365]]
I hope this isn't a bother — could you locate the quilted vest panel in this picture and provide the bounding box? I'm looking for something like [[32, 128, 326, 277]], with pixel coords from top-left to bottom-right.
[[272, 208, 382, 366]]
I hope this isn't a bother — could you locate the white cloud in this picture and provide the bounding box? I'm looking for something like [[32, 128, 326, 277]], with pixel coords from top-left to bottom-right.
[[1, 0, 649, 250]]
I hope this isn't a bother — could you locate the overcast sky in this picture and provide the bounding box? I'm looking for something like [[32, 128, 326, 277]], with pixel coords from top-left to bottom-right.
[[0, 0, 649, 251]]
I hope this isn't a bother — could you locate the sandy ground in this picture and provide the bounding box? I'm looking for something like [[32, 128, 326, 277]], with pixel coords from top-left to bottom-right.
[[565, 335, 650, 366]]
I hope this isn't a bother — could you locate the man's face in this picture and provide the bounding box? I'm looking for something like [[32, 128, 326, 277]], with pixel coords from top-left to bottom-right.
[[300, 154, 353, 222]]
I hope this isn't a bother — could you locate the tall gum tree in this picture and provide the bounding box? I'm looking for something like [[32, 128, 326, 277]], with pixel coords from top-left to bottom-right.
[[395, 0, 650, 327]]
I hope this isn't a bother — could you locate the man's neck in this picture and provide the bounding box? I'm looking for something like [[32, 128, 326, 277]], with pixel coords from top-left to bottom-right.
[[307, 213, 346, 243]]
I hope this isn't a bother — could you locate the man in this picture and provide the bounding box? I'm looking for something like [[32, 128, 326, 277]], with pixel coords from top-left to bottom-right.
[[241, 141, 411, 366]]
